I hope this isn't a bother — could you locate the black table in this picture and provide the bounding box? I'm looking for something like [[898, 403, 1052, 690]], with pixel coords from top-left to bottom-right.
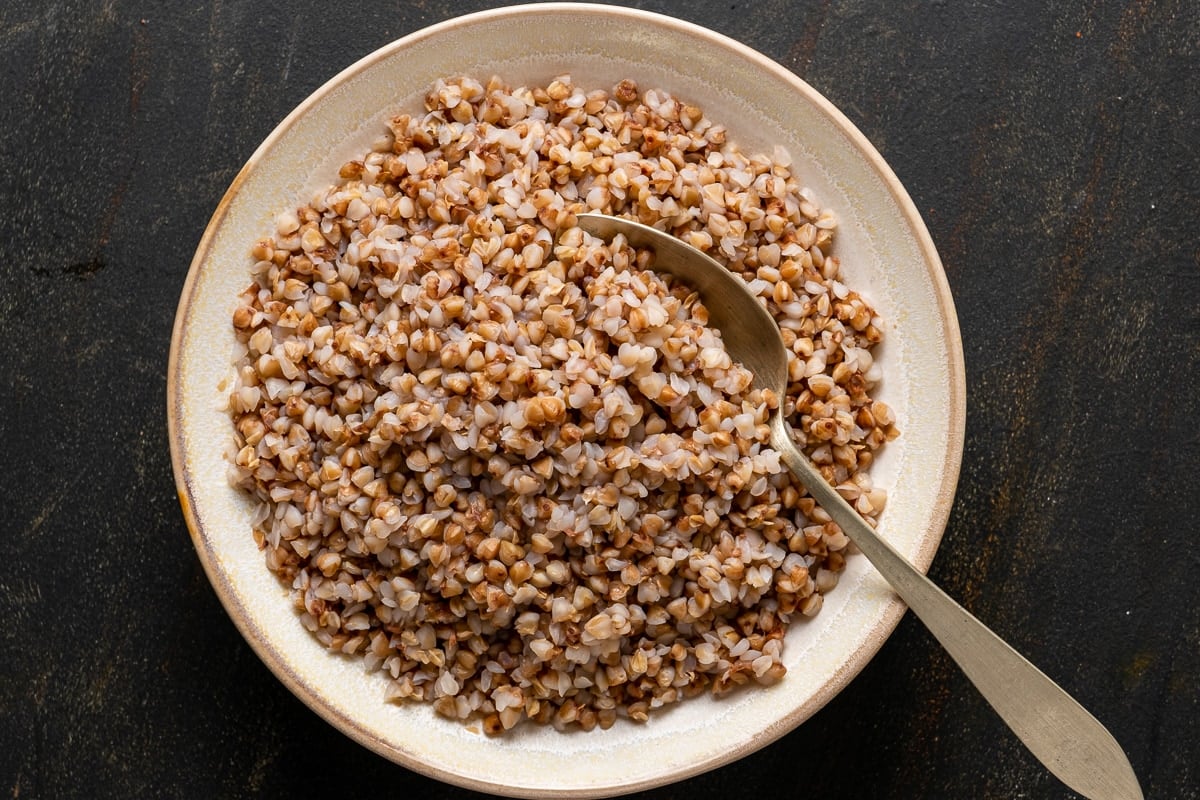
[[3, 2, 1197, 798]]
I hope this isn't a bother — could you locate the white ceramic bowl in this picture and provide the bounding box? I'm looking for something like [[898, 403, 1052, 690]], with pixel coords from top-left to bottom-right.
[[168, 5, 965, 797]]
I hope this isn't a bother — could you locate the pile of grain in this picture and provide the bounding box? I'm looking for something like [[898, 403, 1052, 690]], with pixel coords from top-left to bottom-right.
[[227, 75, 897, 732]]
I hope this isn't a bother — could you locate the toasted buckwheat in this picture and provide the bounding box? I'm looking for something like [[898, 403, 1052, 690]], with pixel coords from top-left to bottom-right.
[[227, 75, 898, 732]]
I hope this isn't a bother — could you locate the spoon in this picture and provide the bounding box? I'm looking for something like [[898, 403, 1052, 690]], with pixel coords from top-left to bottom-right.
[[576, 212, 1143, 800]]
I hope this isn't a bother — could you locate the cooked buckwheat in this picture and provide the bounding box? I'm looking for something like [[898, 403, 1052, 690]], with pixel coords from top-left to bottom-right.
[[227, 75, 898, 732]]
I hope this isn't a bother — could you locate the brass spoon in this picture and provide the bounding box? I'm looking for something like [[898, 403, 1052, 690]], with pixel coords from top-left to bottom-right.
[[577, 212, 1143, 800]]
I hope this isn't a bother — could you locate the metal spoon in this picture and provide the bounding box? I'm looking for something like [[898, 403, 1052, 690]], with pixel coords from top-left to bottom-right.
[[576, 212, 1143, 800]]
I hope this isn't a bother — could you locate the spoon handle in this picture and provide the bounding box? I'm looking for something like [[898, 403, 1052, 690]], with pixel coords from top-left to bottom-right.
[[772, 427, 1143, 800]]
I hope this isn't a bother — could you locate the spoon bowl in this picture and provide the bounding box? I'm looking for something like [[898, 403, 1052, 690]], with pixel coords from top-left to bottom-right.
[[576, 212, 1143, 800]]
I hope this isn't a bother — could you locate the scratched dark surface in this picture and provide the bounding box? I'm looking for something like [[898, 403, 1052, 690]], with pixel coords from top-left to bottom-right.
[[2, 1, 1198, 798]]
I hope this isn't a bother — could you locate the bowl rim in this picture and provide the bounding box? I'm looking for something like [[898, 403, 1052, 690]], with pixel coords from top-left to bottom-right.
[[168, 3, 966, 796]]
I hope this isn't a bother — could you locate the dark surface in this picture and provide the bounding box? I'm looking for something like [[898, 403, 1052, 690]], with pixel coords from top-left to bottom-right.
[[2, 1, 1197, 798]]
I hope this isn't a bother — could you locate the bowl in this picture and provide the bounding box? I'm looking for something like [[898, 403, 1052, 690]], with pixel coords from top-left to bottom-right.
[[168, 4, 965, 797]]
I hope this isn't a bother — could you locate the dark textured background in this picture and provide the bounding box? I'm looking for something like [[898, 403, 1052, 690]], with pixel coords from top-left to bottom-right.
[[2, 1, 1197, 798]]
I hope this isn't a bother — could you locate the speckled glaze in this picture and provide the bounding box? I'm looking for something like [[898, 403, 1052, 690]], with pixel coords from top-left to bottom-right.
[[167, 5, 965, 797]]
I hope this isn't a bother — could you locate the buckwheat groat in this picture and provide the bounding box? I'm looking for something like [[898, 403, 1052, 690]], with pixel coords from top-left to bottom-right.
[[227, 75, 898, 732]]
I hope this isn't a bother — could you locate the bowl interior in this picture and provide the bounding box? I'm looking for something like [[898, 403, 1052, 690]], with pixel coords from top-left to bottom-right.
[[169, 5, 964, 797]]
